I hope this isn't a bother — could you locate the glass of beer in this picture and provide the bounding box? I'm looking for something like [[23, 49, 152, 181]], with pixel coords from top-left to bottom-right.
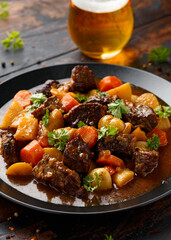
[[68, 0, 134, 59]]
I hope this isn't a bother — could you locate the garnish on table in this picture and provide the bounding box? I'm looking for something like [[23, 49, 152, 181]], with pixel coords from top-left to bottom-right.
[[74, 93, 88, 103], [77, 121, 87, 128], [108, 99, 130, 119], [104, 234, 114, 240], [83, 172, 101, 192], [42, 109, 50, 127], [154, 105, 171, 118], [148, 46, 171, 63], [147, 135, 160, 150], [0, 2, 9, 19], [1, 31, 24, 50], [47, 129, 70, 151], [27, 93, 47, 112], [98, 125, 118, 140]]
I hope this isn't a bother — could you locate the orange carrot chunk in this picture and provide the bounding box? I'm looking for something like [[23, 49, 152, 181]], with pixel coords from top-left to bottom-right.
[[13, 90, 31, 108], [37, 136, 50, 148], [61, 93, 79, 112], [148, 128, 168, 147], [99, 76, 122, 92], [104, 166, 116, 176], [20, 140, 44, 166], [74, 126, 98, 148], [97, 150, 125, 168]]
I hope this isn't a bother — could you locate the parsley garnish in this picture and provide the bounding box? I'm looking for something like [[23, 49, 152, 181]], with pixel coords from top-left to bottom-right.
[[96, 90, 108, 97], [1, 31, 24, 50], [154, 105, 171, 118], [108, 99, 130, 119], [77, 121, 87, 128], [74, 93, 88, 103], [98, 125, 118, 140], [83, 172, 101, 192], [147, 135, 160, 150], [27, 93, 47, 112], [104, 234, 114, 240], [148, 46, 171, 62], [0, 2, 9, 19], [47, 129, 70, 151], [42, 109, 50, 127]]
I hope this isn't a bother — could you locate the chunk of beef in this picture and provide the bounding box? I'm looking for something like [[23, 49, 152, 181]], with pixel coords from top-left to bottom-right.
[[87, 93, 118, 106], [63, 135, 93, 173], [33, 154, 84, 197], [68, 65, 96, 93], [32, 95, 62, 120], [123, 105, 158, 132], [36, 80, 61, 98], [133, 147, 159, 177], [0, 128, 27, 166], [98, 134, 136, 158], [64, 103, 107, 128]]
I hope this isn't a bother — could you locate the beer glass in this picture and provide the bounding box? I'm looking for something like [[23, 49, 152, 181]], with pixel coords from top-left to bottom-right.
[[68, 0, 134, 59]]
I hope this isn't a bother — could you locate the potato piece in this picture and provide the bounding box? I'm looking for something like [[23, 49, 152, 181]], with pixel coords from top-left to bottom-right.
[[107, 83, 132, 101], [89, 168, 112, 191], [0, 100, 23, 129], [156, 117, 171, 130], [6, 162, 32, 176], [134, 93, 159, 109], [11, 110, 32, 128], [44, 147, 62, 161], [122, 122, 132, 134], [135, 141, 148, 149], [98, 115, 113, 129], [46, 109, 64, 132], [98, 115, 125, 133], [51, 88, 66, 100], [112, 168, 134, 188], [87, 89, 98, 97], [131, 127, 147, 141], [131, 94, 138, 104], [14, 117, 38, 141]]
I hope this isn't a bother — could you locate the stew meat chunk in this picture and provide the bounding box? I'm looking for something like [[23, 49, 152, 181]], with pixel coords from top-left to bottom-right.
[[36, 79, 61, 98], [87, 93, 118, 106]]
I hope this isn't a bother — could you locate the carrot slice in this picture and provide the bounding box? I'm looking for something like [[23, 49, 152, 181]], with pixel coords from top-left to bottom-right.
[[61, 93, 79, 112], [99, 76, 122, 92], [148, 128, 168, 147], [97, 151, 125, 168], [13, 90, 31, 108], [20, 140, 44, 166], [37, 136, 50, 148], [74, 126, 98, 148]]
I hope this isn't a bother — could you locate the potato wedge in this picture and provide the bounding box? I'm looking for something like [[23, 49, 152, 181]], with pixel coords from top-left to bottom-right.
[[107, 82, 132, 101], [6, 162, 32, 176], [11, 110, 32, 128], [44, 147, 62, 161], [156, 117, 171, 130], [112, 168, 134, 187]]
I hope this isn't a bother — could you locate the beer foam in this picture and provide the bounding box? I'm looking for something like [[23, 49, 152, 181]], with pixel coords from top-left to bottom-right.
[[72, 0, 129, 13]]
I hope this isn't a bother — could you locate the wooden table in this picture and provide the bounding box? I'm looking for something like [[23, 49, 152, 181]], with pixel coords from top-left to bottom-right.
[[0, 1, 171, 239]]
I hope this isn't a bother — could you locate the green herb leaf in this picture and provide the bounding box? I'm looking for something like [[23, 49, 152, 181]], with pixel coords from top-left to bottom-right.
[[148, 46, 171, 62], [77, 121, 87, 128], [147, 135, 160, 150], [47, 128, 70, 151], [74, 93, 88, 103], [42, 109, 50, 127], [1, 31, 24, 50], [0, 2, 9, 19], [104, 234, 114, 240], [108, 99, 130, 119], [98, 125, 118, 140], [154, 105, 171, 118], [83, 172, 101, 192], [96, 90, 108, 97], [26, 93, 47, 112]]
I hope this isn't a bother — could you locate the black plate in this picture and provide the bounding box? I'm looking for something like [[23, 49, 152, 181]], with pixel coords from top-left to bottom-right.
[[0, 63, 171, 214]]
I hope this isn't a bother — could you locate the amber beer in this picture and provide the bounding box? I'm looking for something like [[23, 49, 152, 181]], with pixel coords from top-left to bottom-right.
[[68, 0, 134, 59]]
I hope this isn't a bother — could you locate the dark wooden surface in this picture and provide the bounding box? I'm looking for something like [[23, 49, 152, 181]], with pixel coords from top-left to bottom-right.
[[0, 0, 171, 239]]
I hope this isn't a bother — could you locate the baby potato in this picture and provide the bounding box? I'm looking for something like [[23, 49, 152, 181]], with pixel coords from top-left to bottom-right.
[[134, 93, 159, 109], [89, 168, 112, 191], [98, 115, 113, 129], [98, 115, 125, 133], [156, 117, 171, 130], [112, 168, 134, 188], [122, 122, 132, 134]]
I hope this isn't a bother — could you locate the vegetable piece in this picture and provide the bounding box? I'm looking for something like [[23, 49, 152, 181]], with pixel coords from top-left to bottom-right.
[[20, 140, 44, 166], [104, 166, 116, 176], [97, 150, 125, 168], [1, 31, 24, 50], [6, 162, 33, 176], [156, 117, 171, 130], [135, 141, 148, 149], [147, 135, 160, 150], [74, 126, 98, 148], [98, 115, 125, 133], [42, 109, 50, 127], [77, 121, 87, 128], [10, 110, 32, 128], [122, 122, 132, 134], [104, 234, 114, 240], [112, 168, 134, 188], [37, 135, 50, 148], [13, 90, 31, 108], [61, 93, 79, 112], [87, 89, 98, 97], [107, 82, 132, 101], [51, 87, 66, 100], [83, 172, 102, 192], [43, 147, 62, 161], [131, 127, 147, 141], [154, 105, 171, 118], [131, 94, 138, 104], [0, 2, 9, 19], [134, 93, 159, 110], [99, 76, 122, 92], [108, 99, 130, 119], [148, 46, 171, 63], [74, 93, 88, 103], [48, 128, 70, 151], [26, 93, 47, 112], [46, 109, 64, 132], [0, 100, 23, 129], [148, 128, 168, 147], [14, 117, 38, 141], [98, 125, 118, 140]]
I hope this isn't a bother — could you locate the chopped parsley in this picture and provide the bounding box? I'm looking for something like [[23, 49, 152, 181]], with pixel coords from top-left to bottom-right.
[[98, 125, 118, 140], [154, 105, 171, 118], [0, 2, 9, 19], [1, 31, 24, 50], [148, 46, 171, 63], [96, 90, 108, 97], [83, 172, 101, 192], [47, 128, 70, 151], [42, 109, 50, 127], [77, 121, 87, 128], [147, 135, 160, 150], [108, 99, 130, 119], [74, 93, 88, 103], [104, 234, 114, 240], [27, 93, 47, 112]]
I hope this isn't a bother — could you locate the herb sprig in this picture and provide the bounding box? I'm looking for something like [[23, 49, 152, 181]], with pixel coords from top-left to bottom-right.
[[27, 93, 47, 112], [47, 129, 70, 151], [98, 125, 118, 140], [77, 121, 87, 128], [147, 135, 160, 150], [148, 46, 171, 62], [83, 172, 101, 192], [108, 99, 130, 119], [0, 2, 9, 19], [74, 93, 88, 103], [1, 31, 24, 50], [104, 234, 114, 240], [154, 105, 171, 118], [42, 109, 50, 127], [96, 90, 108, 97]]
